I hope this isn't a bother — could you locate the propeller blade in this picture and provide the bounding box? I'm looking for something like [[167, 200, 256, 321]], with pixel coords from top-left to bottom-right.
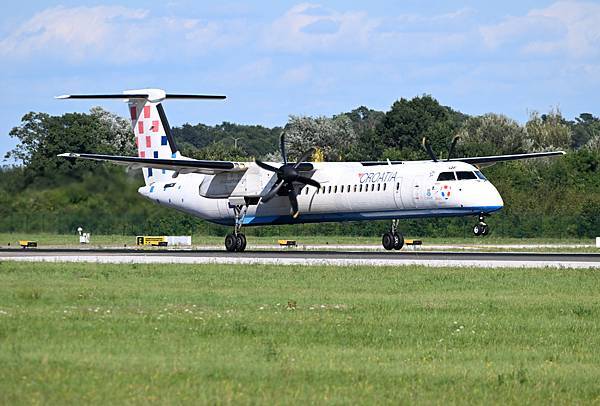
[[295, 175, 320, 189], [446, 135, 460, 162], [422, 137, 438, 162], [255, 159, 281, 173], [293, 148, 315, 169], [261, 180, 284, 203], [279, 133, 287, 165], [288, 188, 299, 218]]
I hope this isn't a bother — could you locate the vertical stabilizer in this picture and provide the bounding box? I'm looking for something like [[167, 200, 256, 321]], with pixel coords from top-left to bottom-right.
[[127, 89, 179, 184]]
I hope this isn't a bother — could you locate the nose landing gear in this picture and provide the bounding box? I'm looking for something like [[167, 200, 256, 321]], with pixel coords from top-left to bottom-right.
[[472, 214, 489, 236], [382, 219, 404, 250], [225, 204, 248, 252]]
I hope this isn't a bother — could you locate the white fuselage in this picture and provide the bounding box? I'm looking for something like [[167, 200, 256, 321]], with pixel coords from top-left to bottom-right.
[[138, 160, 503, 226]]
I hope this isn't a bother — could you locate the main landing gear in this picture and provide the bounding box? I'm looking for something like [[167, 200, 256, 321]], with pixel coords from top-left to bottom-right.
[[382, 219, 404, 251], [472, 213, 490, 236], [225, 205, 248, 252]]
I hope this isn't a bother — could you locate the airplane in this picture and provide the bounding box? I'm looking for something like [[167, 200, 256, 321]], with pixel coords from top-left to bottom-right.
[[57, 89, 565, 252]]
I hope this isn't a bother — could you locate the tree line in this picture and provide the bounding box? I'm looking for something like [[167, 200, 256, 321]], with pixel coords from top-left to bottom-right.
[[1, 95, 599, 238]]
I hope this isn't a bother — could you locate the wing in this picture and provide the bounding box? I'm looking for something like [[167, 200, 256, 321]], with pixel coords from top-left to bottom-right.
[[361, 151, 566, 168], [448, 151, 566, 167], [58, 153, 248, 175]]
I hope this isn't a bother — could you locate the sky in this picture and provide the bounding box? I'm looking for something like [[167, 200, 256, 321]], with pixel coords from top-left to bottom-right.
[[1, 1, 599, 160]]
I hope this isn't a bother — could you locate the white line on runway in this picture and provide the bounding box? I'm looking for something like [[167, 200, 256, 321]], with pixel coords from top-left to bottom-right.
[[1, 255, 598, 268]]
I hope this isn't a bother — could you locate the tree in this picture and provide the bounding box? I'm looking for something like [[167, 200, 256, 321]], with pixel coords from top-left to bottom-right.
[[570, 113, 600, 150], [187, 142, 248, 161], [457, 113, 530, 156], [525, 108, 572, 151], [376, 95, 466, 158], [6, 108, 134, 186], [172, 122, 281, 159], [343, 106, 385, 161], [284, 115, 357, 161]]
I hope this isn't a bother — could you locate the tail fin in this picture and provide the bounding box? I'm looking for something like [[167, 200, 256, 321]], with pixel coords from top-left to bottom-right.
[[128, 92, 179, 184], [56, 89, 226, 185]]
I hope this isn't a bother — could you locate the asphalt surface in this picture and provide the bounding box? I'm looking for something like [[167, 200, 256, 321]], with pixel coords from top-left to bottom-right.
[[1, 248, 599, 268]]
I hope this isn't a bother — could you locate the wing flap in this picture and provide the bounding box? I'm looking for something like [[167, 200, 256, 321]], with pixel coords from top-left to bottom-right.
[[58, 153, 247, 175]]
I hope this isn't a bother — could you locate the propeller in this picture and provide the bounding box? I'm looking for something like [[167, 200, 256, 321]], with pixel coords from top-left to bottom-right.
[[422, 135, 461, 162], [422, 137, 438, 162], [255, 134, 321, 218], [446, 135, 460, 161]]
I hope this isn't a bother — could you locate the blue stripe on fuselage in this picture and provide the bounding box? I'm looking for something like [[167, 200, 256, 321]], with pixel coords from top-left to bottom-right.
[[213, 206, 503, 226]]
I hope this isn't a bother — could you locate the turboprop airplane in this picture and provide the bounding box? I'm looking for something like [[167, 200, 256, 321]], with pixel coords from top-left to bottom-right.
[[57, 89, 565, 252]]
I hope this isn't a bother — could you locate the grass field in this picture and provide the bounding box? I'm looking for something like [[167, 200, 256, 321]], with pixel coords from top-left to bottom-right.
[[0, 232, 596, 250], [1, 262, 600, 404]]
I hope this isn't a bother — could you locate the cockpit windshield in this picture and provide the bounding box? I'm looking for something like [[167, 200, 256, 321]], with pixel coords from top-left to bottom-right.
[[456, 171, 477, 180], [437, 172, 456, 181], [437, 171, 486, 181], [474, 171, 487, 180]]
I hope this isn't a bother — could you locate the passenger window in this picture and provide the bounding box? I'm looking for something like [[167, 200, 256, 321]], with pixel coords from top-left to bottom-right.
[[396, 182, 400, 190], [437, 172, 456, 181], [334, 185, 337, 193], [371, 184, 375, 192], [377, 184, 381, 191], [456, 171, 477, 180], [475, 171, 487, 180], [383, 183, 386, 191], [354, 185, 357, 192], [328, 186, 331, 194]]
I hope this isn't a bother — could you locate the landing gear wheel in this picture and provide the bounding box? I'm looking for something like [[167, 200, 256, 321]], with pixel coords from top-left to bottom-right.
[[235, 233, 247, 252], [392, 232, 404, 250], [382, 232, 395, 251], [473, 223, 489, 237], [225, 234, 238, 252]]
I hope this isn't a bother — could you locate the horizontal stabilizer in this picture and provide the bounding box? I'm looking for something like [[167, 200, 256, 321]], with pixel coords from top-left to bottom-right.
[[56, 93, 226, 100], [58, 153, 246, 175]]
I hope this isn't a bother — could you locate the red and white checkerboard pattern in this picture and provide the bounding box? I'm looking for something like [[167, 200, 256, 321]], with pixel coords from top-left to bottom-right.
[[129, 101, 176, 183]]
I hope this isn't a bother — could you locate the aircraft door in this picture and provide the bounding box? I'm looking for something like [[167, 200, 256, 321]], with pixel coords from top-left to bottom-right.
[[412, 176, 426, 208], [393, 178, 404, 209]]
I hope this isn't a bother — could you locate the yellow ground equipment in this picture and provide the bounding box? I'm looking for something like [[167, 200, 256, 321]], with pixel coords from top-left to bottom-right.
[[136, 236, 168, 247], [278, 240, 297, 247], [404, 239, 423, 250], [19, 240, 38, 249]]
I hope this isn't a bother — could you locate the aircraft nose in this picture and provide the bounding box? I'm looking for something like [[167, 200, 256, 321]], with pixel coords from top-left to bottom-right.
[[487, 183, 504, 211]]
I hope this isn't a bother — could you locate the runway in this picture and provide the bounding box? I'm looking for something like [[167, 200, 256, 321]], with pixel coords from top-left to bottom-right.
[[1, 248, 599, 268]]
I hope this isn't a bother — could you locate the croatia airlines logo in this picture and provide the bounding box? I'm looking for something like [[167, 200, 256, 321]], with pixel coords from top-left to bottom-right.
[[440, 184, 451, 199], [358, 171, 397, 183]]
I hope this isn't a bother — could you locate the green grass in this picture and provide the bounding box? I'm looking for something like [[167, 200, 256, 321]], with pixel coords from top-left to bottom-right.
[[1, 262, 600, 404], [0, 232, 595, 248]]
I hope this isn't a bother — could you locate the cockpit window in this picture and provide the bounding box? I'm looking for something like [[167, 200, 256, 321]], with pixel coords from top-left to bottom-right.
[[475, 171, 487, 180], [437, 172, 456, 181], [456, 171, 477, 180]]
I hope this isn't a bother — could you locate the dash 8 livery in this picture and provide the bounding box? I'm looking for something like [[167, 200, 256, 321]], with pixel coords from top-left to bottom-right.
[[57, 89, 565, 252]]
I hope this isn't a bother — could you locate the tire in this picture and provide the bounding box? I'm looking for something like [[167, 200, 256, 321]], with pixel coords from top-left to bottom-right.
[[473, 224, 482, 236], [392, 232, 404, 250], [225, 234, 237, 252], [235, 233, 247, 252], [382, 232, 394, 250], [481, 224, 489, 236]]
